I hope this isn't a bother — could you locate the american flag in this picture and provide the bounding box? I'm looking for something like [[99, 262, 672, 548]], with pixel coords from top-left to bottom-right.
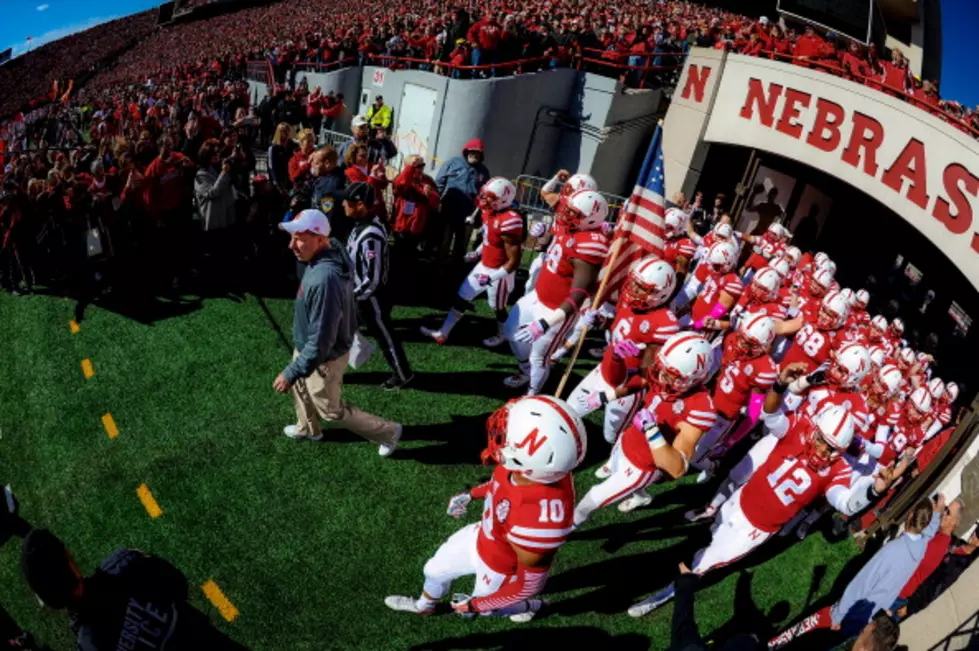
[[599, 124, 667, 300]]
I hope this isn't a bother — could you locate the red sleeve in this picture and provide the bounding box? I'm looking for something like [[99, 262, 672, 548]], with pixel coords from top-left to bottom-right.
[[570, 233, 609, 265], [469, 479, 493, 499]]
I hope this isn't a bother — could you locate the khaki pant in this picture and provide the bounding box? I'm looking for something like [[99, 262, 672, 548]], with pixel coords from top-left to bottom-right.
[[291, 350, 399, 445]]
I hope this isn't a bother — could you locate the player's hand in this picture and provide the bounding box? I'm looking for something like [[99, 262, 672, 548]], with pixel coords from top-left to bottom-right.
[[446, 492, 472, 518], [633, 408, 656, 433], [515, 319, 549, 343], [529, 221, 547, 238], [611, 339, 644, 361], [464, 250, 480, 263], [273, 373, 293, 393], [806, 368, 827, 386], [577, 390, 607, 412], [475, 273, 492, 287], [778, 362, 809, 385], [451, 593, 476, 617], [580, 309, 600, 329]]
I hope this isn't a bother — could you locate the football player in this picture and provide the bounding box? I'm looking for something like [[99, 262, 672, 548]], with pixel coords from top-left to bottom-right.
[[682, 241, 743, 328], [777, 289, 850, 372], [384, 396, 586, 622], [525, 172, 598, 294], [422, 178, 524, 348], [739, 222, 789, 283], [662, 208, 697, 275], [503, 190, 609, 394], [573, 332, 716, 522], [567, 258, 679, 444], [631, 401, 884, 618]]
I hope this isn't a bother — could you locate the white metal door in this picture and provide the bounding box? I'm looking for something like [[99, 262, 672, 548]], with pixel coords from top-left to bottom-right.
[[394, 83, 437, 165]]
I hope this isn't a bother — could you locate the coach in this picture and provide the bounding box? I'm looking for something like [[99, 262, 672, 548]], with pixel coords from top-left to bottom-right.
[[274, 209, 403, 457], [344, 182, 414, 391]]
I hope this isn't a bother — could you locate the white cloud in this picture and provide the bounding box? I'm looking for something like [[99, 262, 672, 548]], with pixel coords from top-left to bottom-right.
[[36, 4, 50, 11], [6, 14, 119, 58]]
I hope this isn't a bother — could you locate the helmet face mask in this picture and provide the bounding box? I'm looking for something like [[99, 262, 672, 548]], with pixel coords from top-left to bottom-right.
[[817, 305, 839, 329], [647, 333, 712, 397], [804, 430, 837, 471], [622, 258, 676, 311], [621, 276, 652, 310]]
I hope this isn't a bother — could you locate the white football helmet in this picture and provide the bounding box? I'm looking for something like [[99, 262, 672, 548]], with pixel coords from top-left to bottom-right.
[[896, 347, 915, 369], [561, 173, 598, 197], [889, 318, 905, 337], [713, 222, 733, 240], [927, 377, 946, 402], [705, 241, 738, 274], [854, 289, 870, 308], [751, 267, 782, 302], [828, 343, 871, 388], [649, 332, 713, 395], [769, 257, 791, 279], [784, 246, 801, 267], [839, 288, 854, 307], [870, 315, 888, 337], [813, 252, 829, 268], [663, 208, 687, 239], [872, 364, 903, 400], [556, 189, 608, 232], [869, 346, 887, 368], [817, 290, 849, 329], [805, 404, 854, 470], [736, 312, 776, 357], [810, 267, 834, 295], [622, 257, 676, 311], [907, 386, 933, 422], [817, 258, 837, 277], [483, 395, 587, 484], [945, 382, 959, 404], [478, 177, 517, 212]]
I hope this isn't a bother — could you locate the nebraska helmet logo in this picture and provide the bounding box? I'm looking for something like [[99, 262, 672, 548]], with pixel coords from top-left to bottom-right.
[[514, 428, 548, 456]]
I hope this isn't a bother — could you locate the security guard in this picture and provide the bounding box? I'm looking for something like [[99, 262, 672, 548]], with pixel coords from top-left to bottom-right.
[[365, 95, 393, 132], [308, 146, 350, 240], [344, 182, 413, 390]]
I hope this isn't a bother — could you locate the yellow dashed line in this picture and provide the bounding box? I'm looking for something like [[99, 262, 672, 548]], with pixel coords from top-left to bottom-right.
[[102, 413, 120, 439], [202, 580, 239, 622], [81, 359, 94, 379], [137, 484, 163, 518], [69, 320, 80, 334]]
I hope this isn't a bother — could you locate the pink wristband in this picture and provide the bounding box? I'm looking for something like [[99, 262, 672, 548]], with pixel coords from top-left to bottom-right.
[[709, 302, 728, 319], [747, 393, 765, 423]]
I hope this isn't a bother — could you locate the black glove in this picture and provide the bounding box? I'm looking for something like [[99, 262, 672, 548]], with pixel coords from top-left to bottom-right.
[[806, 369, 827, 387]]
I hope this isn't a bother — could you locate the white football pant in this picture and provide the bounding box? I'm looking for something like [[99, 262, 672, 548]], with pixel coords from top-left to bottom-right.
[[422, 523, 512, 601], [692, 488, 772, 575], [706, 432, 780, 512], [524, 253, 545, 294], [505, 291, 579, 395], [574, 433, 659, 526], [566, 365, 641, 444]]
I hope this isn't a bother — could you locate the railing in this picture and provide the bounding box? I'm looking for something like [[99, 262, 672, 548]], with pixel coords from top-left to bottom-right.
[[514, 174, 627, 223], [757, 50, 979, 140]]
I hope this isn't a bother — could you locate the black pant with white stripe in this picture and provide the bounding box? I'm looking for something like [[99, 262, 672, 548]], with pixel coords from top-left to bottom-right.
[[358, 292, 412, 383]]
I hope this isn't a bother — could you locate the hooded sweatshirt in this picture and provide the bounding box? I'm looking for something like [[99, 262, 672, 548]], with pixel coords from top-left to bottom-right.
[[284, 241, 357, 383], [434, 138, 490, 217]]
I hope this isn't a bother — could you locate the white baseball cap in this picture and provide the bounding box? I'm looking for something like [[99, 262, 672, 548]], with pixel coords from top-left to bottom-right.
[[351, 115, 368, 128], [279, 209, 331, 236]]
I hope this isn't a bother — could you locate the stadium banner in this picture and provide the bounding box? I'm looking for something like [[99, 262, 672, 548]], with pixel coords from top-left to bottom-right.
[[703, 54, 979, 292], [0, 48, 12, 66]]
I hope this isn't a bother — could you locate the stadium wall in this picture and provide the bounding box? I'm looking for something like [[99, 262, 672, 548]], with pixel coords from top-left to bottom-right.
[[664, 48, 979, 293]]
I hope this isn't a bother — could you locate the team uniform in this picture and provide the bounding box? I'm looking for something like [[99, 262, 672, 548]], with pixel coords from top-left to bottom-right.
[[574, 386, 715, 525], [686, 270, 744, 325], [525, 221, 566, 294], [743, 231, 785, 274], [567, 304, 679, 443], [780, 323, 844, 373], [459, 209, 524, 309], [505, 230, 609, 394], [663, 237, 698, 271]]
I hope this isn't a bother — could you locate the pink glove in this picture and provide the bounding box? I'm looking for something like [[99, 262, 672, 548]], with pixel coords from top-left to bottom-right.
[[515, 318, 549, 344], [693, 318, 706, 330], [632, 408, 656, 432], [611, 339, 642, 360], [577, 390, 606, 412], [747, 392, 765, 423], [475, 273, 491, 287], [529, 221, 547, 238]]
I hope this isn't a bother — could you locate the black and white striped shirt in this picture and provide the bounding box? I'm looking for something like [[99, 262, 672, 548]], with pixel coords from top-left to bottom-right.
[[346, 216, 389, 301]]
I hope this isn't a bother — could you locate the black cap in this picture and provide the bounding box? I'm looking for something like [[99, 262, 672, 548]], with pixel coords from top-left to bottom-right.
[[21, 529, 77, 609], [340, 181, 376, 206], [375, 94, 383, 101]]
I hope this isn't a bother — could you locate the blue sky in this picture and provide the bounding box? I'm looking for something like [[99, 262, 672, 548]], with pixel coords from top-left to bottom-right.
[[0, 0, 975, 106]]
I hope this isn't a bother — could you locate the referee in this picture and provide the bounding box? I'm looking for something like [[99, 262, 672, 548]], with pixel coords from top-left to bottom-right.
[[344, 182, 414, 390]]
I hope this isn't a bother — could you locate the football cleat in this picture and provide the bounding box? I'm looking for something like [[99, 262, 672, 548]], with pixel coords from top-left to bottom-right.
[[510, 598, 547, 623], [594, 463, 612, 479], [482, 334, 507, 348], [618, 490, 653, 513], [684, 505, 717, 522], [503, 374, 531, 389], [384, 595, 434, 615], [628, 584, 676, 617], [420, 327, 447, 344]]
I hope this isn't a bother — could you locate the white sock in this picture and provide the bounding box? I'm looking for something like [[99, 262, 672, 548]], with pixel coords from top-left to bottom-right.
[[441, 309, 464, 336]]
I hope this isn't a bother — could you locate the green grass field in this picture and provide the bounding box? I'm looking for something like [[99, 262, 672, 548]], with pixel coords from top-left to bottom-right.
[[0, 280, 862, 651]]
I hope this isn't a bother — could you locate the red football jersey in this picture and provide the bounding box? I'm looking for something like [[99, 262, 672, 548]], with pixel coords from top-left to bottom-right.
[[846, 308, 870, 331], [863, 398, 902, 438], [621, 388, 716, 471], [691, 271, 744, 321], [744, 232, 784, 271], [536, 231, 609, 310], [878, 420, 927, 467], [800, 387, 871, 434], [781, 323, 842, 373], [734, 292, 788, 321], [475, 465, 576, 575], [599, 305, 679, 386], [740, 427, 852, 533], [713, 336, 779, 419], [663, 237, 697, 269], [480, 209, 524, 269]]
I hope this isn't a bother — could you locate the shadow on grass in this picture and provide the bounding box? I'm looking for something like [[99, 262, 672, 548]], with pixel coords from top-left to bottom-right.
[[410, 627, 650, 651]]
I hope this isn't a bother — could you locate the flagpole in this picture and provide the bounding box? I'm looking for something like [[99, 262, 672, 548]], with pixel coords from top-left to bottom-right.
[[554, 120, 664, 399]]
